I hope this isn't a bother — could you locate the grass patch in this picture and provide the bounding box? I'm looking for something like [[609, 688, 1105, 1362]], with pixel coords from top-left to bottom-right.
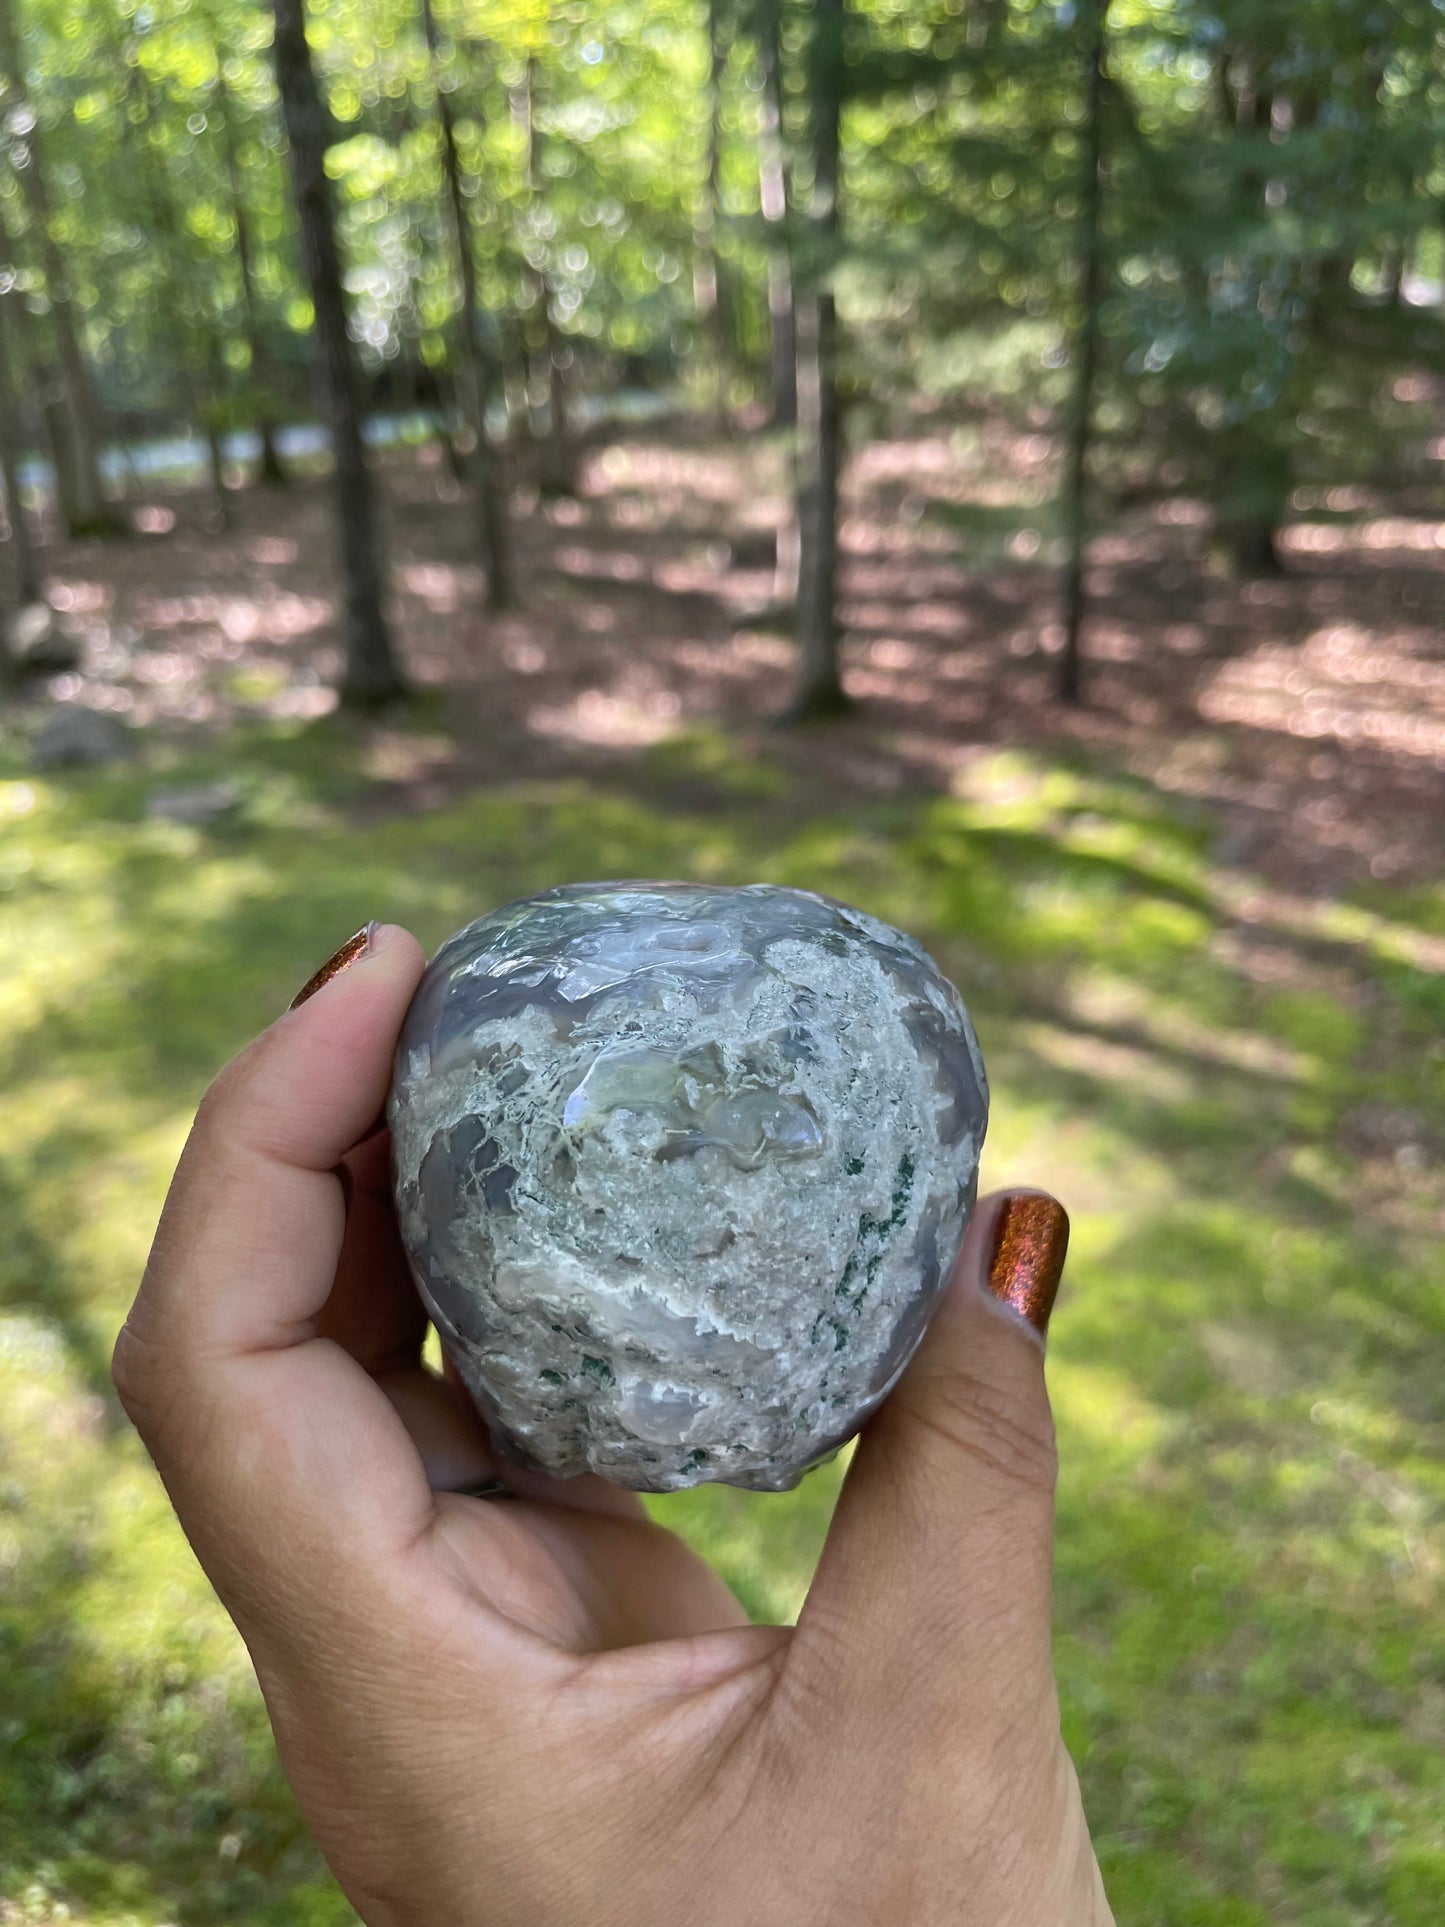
[[0, 720, 1440, 1924]]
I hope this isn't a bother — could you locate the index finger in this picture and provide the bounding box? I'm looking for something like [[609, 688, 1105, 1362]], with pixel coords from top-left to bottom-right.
[[113, 923, 434, 1614]]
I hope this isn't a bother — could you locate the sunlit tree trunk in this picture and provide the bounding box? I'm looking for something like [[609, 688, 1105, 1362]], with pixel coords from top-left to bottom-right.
[[1058, 0, 1107, 706], [0, 0, 118, 537], [756, 0, 795, 428], [789, 0, 848, 720], [420, 0, 514, 610], [273, 0, 405, 703], [212, 55, 288, 487]]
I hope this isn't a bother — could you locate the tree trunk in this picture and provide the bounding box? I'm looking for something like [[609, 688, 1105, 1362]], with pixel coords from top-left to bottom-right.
[[513, 63, 575, 498], [205, 420, 232, 532], [693, 0, 732, 423], [788, 0, 848, 721], [420, 0, 514, 610], [272, 0, 404, 704], [212, 51, 289, 486], [117, 49, 231, 534], [0, 0, 118, 537], [0, 192, 76, 547], [756, 0, 796, 428], [22, 221, 114, 539], [1057, 0, 1108, 707], [1381, 245, 1405, 309], [0, 291, 40, 604], [1213, 429, 1288, 576]]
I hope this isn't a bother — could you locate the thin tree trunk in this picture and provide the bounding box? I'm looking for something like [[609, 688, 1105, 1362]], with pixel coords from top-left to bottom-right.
[[756, 0, 795, 428], [1381, 244, 1405, 308], [212, 53, 289, 486], [0, 290, 40, 603], [273, 0, 404, 703], [1057, 0, 1107, 707], [514, 62, 574, 498], [0, 0, 118, 537], [0, 190, 77, 545], [420, 0, 514, 610], [966, 0, 1006, 49], [118, 50, 230, 533], [694, 0, 731, 422], [205, 422, 231, 530], [789, 0, 848, 721]]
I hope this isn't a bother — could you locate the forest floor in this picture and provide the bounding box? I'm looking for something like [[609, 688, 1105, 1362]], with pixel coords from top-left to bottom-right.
[[1, 421, 1442, 1927], [15, 410, 1444, 895]]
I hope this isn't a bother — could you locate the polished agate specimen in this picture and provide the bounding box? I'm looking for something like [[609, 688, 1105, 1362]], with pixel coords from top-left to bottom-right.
[[389, 883, 987, 1492]]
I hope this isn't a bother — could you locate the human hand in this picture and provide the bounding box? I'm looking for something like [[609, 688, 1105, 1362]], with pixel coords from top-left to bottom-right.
[[114, 922, 1113, 1927]]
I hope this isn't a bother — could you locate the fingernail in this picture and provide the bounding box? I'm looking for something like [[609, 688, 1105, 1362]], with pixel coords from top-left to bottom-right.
[[986, 1195, 1069, 1337], [290, 923, 376, 1009]]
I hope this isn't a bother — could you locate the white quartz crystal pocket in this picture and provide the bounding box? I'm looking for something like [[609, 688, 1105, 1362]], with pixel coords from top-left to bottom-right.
[[389, 881, 987, 1491]]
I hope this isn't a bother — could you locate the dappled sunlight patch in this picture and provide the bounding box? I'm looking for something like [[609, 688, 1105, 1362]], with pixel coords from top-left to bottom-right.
[[1, 652, 1440, 1917], [12, 432, 1439, 914], [131, 504, 178, 535], [528, 685, 684, 747], [249, 535, 299, 566], [554, 541, 647, 583], [1017, 1019, 1198, 1104], [49, 582, 111, 617], [1289, 517, 1445, 555], [360, 729, 457, 787], [728, 630, 793, 669], [1054, 1361, 1169, 1463], [1065, 974, 1308, 1085], [0, 1304, 291, 1922], [397, 561, 484, 611], [1200, 623, 1445, 766]]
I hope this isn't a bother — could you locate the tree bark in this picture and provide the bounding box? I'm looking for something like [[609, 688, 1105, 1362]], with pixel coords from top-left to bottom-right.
[[0, 289, 40, 604], [788, 0, 848, 721], [513, 63, 574, 498], [0, 0, 118, 537], [1057, 0, 1108, 707], [0, 183, 78, 548], [694, 0, 732, 422], [212, 50, 289, 486], [116, 50, 232, 533], [420, 0, 514, 610], [756, 0, 796, 428], [272, 0, 404, 703]]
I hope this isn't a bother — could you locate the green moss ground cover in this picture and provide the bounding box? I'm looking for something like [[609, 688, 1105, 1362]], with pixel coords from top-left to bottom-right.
[[0, 718, 1441, 1925]]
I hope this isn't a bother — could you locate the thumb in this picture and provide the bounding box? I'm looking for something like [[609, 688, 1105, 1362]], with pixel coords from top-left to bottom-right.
[[793, 1190, 1068, 1731]]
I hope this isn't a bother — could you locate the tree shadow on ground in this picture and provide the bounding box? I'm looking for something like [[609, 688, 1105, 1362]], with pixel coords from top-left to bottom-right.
[[9, 428, 1442, 906], [2, 436, 1442, 1920]]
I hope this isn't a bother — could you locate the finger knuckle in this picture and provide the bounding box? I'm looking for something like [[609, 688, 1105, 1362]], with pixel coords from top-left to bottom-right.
[[111, 1318, 174, 1438], [908, 1370, 1058, 1495], [194, 1052, 252, 1133]]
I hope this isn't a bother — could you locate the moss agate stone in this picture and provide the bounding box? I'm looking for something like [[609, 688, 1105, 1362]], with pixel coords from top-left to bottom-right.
[[389, 882, 987, 1492]]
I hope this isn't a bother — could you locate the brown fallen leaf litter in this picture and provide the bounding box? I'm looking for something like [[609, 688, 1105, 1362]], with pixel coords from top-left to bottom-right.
[[8, 417, 1442, 896]]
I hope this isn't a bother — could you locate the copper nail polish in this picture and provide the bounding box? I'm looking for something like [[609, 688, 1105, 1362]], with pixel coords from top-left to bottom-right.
[[290, 923, 375, 1009], [987, 1195, 1069, 1336]]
